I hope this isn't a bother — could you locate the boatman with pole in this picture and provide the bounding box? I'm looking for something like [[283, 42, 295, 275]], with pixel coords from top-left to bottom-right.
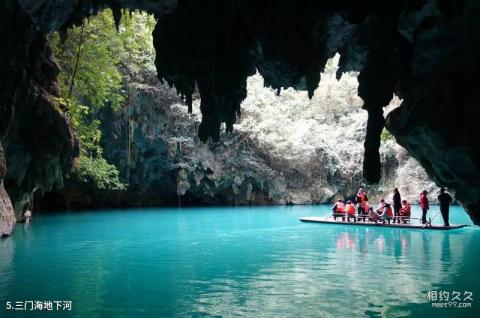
[[438, 188, 453, 227]]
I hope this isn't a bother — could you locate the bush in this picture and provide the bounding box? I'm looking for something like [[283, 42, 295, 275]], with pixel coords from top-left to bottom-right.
[[72, 156, 126, 190], [381, 128, 395, 142]]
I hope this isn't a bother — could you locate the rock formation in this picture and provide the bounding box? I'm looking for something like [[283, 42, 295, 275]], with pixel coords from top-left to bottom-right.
[[1, 0, 480, 229], [1, 1, 79, 222], [44, 60, 435, 209], [386, 1, 480, 223], [0, 145, 15, 237]]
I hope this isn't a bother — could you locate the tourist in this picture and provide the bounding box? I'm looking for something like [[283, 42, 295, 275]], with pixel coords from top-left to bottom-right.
[[420, 190, 429, 224], [358, 199, 371, 221], [375, 199, 386, 214], [332, 199, 345, 221], [368, 208, 384, 223], [345, 200, 356, 222], [399, 200, 411, 223], [438, 188, 453, 227], [384, 203, 394, 224], [392, 188, 402, 222], [365, 199, 385, 223], [356, 188, 367, 215]]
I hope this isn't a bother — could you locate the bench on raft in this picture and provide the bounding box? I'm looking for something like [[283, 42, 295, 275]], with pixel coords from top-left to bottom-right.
[[332, 213, 414, 225], [392, 216, 413, 225], [372, 216, 414, 225], [332, 213, 371, 221], [332, 212, 349, 220]]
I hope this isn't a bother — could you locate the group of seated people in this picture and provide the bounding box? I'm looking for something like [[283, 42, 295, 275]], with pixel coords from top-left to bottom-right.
[[332, 190, 411, 224]]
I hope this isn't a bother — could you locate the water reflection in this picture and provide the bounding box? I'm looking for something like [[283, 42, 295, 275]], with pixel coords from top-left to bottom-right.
[[187, 226, 472, 317], [374, 234, 386, 253], [0, 237, 14, 301], [21, 222, 32, 238], [336, 232, 356, 250]]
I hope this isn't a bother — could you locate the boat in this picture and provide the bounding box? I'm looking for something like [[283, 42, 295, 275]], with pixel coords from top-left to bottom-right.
[[299, 216, 469, 230]]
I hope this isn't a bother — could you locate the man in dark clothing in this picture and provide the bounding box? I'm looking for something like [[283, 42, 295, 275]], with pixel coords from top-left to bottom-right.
[[438, 188, 453, 227], [392, 188, 402, 222]]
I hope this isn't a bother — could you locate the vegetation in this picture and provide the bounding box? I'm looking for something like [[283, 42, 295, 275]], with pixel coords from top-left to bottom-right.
[[50, 9, 156, 190], [381, 128, 395, 142]]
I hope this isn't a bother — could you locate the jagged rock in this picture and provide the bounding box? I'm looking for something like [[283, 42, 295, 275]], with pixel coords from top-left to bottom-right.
[[0, 145, 15, 237], [0, 0, 78, 231], [2, 32, 79, 217], [0, 183, 15, 237], [40, 83, 179, 209], [386, 0, 480, 223], [177, 169, 190, 196], [72, 67, 433, 208]]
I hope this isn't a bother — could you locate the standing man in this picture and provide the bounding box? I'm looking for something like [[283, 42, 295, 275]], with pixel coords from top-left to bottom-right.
[[356, 188, 367, 215], [438, 188, 453, 227], [392, 188, 402, 222], [420, 190, 429, 224]]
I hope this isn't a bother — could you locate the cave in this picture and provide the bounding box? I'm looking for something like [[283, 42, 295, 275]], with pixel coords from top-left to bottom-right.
[[1, 0, 480, 237]]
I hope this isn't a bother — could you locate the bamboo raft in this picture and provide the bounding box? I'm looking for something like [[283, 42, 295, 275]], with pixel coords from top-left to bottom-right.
[[299, 216, 469, 230]]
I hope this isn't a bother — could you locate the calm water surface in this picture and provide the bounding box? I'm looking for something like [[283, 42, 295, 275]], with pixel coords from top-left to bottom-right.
[[0, 205, 479, 317]]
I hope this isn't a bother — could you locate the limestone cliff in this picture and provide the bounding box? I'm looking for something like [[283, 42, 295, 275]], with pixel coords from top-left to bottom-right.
[[0, 0, 79, 235], [1, 16, 80, 218], [0, 145, 15, 237], [49, 59, 434, 208]]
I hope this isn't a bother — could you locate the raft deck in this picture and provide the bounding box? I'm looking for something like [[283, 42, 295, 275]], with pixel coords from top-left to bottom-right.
[[299, 217, 469, 230]]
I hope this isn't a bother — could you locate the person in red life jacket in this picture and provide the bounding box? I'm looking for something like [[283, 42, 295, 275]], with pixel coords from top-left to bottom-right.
[[345, 200, 356, 222], [356, 188, 367, 215], [383, 203, 394, 224], [399, 200, 411, 223], [358, 200, 370, 221], [362, 199, 370, 214], [332, 199, 345, 221], [420, 190, 429, 224]]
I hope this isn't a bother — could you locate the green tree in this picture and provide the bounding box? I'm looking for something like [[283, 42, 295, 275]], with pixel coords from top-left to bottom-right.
[[50, 9, 156, 190]]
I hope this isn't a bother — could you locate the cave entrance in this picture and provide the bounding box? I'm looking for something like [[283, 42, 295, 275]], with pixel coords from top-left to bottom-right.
[[41, 5, 435, 212], [228, 54, 434, 205], [36, 6, 436, 211]]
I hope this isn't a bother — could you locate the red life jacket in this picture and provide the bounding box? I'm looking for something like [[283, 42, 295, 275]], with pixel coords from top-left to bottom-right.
[[335, 202, 345, 213], [362, 202, 370, 213], [420, 194, 429, 210], [386, 206, 393, 217], [357, 192, 365, 204], [401, 203, 411, 217], [346, 203, 356, 215]]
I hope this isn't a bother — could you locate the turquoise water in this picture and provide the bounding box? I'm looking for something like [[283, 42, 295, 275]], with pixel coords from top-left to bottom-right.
[[0, 205, 479, 317]]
